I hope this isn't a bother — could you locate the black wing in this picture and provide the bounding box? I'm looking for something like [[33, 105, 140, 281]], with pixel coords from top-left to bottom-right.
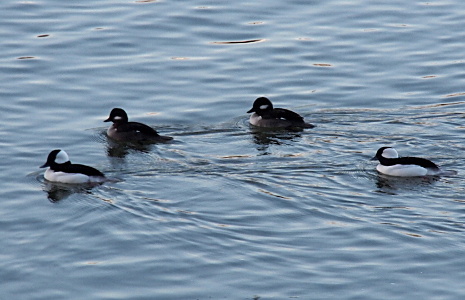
[[61, 164, 105, 177], [264, 108, 305, 122], [118, 121, 160, 136], [395, 157, 439, 169]]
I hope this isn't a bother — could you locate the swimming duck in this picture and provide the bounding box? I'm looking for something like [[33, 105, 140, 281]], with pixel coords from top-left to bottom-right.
[[247, 97, 314, 128], [372, 147, 444, 177], [104, 108, 173, 143], [41, 149, 107, 183]]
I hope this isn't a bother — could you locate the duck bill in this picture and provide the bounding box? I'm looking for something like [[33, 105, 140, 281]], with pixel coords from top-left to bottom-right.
[[103, 117, 111, 122], [370, 156, 378, 161], [247, 108, 255, 113], [40, 162, 49, 168]]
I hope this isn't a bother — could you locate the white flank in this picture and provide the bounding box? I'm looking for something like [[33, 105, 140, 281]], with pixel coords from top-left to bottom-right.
[[44, 169, 90, 183], [377, 164, 427, 177]]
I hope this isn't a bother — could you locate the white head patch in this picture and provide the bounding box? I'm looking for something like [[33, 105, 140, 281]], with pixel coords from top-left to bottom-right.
[[382, 148, 399, 158], [259, 104, 269, 110], [113, 116, 123, 120], [55, 150, 70, 164]]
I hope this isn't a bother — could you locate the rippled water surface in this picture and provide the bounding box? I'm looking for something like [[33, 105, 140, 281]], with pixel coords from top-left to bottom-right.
[[2, 0, 465, 299]]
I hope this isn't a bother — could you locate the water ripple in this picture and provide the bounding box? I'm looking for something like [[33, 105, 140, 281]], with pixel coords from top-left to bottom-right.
[[3, 0, 465, 299]]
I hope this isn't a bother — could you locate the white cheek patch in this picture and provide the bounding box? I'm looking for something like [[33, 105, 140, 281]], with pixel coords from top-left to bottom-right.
[[382, 148, 399, 158], [259, 105, 269, 110], [113, 116, 122, 120], [55, 150, 70, 164]]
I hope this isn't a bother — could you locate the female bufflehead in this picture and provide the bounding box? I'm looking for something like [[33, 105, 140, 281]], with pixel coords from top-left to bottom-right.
[[247, 97, 314, 128], [372, 147, 445, 177], [104, 108, 173, 143], [41, 149, 107, 184]]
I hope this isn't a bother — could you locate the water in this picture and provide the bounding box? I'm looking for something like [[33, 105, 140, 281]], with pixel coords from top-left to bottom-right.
[[2, 0, 465, 299]]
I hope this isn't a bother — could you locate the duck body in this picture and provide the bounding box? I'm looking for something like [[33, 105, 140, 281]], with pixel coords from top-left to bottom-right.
[[104, 108, 173, 143], [41, 149, 107, 184], [247, 97, 314, 129], [372, 147, 442, 177]]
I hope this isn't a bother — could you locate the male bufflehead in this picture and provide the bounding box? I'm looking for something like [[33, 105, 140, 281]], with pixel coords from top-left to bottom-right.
[[372, 147, 447, 177], [104, 108, 173, 143], [247, 97, 314, 128], [41, 149, 107, 184]]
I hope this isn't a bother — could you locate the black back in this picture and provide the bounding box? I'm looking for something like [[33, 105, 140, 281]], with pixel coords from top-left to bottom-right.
[[263, 107, 305, 122], [114, 121, 161, 136], [53, 162, 105, 177], [379, 156, 439, 169]]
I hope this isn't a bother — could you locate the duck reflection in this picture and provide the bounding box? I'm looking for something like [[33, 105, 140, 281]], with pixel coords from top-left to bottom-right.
[[374, 173, 439, 193], [105, 138, 152, 158], [42, 181, 97, 203], [249, 127, 303, 151]]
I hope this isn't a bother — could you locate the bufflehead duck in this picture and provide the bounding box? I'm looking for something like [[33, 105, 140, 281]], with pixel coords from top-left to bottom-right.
[[41, 149, 107, 184], [372, 147, 445, 177], [247, 97, 314, 128], [104, 108, 173, 143]]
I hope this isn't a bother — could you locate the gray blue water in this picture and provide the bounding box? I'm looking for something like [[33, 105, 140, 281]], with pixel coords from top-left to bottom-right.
[[2, 0, 465, 299]]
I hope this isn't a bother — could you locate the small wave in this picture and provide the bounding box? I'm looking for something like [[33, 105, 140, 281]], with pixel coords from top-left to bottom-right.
[[211, 39, 265, 45]]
